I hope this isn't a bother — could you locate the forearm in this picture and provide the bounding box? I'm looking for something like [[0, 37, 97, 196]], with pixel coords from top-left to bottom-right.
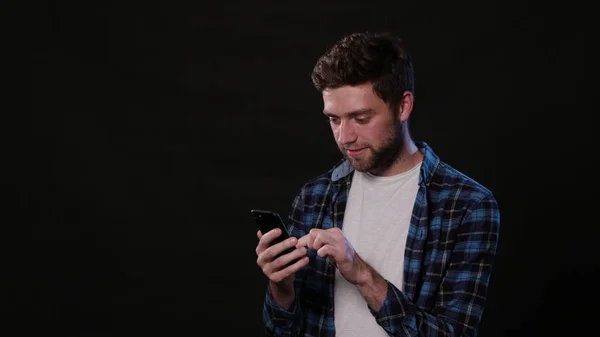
[[269, 280, 295, 310], [356, 263, 472, 337], [355, 262, 388, 311]]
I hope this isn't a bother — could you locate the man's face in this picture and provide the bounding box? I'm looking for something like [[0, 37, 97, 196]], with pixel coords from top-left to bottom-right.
[[322, 82, 405, 175]]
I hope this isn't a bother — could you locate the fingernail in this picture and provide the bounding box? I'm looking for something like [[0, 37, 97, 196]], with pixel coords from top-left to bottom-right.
[[289, 237, 296, 244]]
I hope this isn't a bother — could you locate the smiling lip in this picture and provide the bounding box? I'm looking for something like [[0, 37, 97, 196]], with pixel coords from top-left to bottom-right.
[[346, 148, 367, 157]]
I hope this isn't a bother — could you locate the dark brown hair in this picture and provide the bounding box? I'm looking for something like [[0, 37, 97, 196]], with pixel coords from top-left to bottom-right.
[[311, 32, 415, 113]]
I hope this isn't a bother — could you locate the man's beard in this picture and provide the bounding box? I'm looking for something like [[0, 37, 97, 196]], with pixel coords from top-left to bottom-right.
[[340, 120, 405, 174]]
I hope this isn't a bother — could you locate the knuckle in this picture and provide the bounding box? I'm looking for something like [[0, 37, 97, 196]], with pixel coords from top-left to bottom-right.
[[263, 248, 273, 261]]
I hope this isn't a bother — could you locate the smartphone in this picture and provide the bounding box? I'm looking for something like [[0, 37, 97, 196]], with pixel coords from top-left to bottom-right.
[[251, 209, 295, 258]]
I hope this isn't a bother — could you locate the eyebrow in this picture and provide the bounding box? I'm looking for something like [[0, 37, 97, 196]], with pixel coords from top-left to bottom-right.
[[323, 108, 375, 118]]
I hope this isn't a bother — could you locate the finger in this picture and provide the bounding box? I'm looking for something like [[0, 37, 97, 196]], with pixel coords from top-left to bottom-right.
[[299, 228, 327, 248], [258, 236, 298, 265], [313, 229, 337, 250], [271, 246, 308, 271], [296, 233, 312, 248], [257, 228, 282, 250], [327, 227, 345, 241], [260, 242, 304, 275], [319, 228, 339, 243], [317, 245, 334, 258], [257, 230, 263, 240], [310, 228, 325, 236], [270, 256, 310, 283], [256, 229, 282, 257], [313, 235, 324, 250]]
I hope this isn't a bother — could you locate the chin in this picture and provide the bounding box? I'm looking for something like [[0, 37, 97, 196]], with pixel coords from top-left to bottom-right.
[[347, 158, 374, 172]]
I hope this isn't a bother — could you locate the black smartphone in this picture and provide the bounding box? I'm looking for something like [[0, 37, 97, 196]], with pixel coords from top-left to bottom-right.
[[251, 209, 295, 258]]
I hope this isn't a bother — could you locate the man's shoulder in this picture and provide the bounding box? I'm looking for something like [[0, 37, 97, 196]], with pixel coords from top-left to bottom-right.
[[296, 158, 351, 195], [432, 159, 496, 204]]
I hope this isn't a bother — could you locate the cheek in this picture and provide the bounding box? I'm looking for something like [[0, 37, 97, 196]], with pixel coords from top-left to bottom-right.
[[357, 124, 379, 141]]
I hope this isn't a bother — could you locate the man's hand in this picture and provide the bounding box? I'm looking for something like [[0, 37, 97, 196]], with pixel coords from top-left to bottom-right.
[[256, 229, 309, 283], [295, 228, 368, 285], [296, 227, 388, 310], [256, 229, 309, 309]]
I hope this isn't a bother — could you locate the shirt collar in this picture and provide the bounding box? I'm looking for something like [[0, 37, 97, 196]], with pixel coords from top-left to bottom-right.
[[331, 141, 440, 186]]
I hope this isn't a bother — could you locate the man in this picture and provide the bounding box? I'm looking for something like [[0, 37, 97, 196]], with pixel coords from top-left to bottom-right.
[[255, 32, 500, 337]]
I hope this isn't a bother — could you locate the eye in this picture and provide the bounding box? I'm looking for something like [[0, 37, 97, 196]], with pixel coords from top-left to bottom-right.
[[355, 117, 370, 124], [328, 117, 340, 125]]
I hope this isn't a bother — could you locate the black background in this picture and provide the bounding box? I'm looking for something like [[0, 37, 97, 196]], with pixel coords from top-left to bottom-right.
[[14, 0, 592, 336]]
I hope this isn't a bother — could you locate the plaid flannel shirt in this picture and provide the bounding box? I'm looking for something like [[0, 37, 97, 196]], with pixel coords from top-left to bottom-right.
[[262, 141, 500, 337]]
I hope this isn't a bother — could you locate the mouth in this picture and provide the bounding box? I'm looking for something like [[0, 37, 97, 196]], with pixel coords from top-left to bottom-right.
[[346, 147, 367, 158]]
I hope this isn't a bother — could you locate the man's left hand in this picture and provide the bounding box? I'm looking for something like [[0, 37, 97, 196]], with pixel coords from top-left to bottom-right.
[[296, 228, 367, 285]]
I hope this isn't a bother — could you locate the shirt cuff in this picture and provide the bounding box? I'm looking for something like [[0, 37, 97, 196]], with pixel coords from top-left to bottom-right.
[[367, 280, 412, 329]]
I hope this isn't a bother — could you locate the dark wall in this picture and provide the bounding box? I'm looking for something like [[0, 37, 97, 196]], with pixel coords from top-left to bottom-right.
[[14, 0, 591, 336]]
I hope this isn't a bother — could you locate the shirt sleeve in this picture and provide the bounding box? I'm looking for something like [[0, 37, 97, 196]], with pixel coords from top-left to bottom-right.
[[262, 281, 300, 337], [368, 192, 501, 337]]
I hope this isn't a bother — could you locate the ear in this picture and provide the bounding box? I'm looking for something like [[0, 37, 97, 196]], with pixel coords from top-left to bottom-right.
[[397, 91, 414, 122]]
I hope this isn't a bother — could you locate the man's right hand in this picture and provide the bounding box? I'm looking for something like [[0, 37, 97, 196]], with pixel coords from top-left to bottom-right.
[[256, 228, 309, 308]]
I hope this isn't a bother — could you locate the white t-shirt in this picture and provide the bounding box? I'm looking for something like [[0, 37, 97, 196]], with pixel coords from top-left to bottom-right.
[[334, 162, 421, 336]]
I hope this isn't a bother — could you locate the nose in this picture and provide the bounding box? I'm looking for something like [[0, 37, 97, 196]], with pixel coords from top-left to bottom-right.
[[336, 120, 357, 145]]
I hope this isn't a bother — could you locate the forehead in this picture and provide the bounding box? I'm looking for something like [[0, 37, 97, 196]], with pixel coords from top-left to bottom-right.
[[322, 83, 385, 114]]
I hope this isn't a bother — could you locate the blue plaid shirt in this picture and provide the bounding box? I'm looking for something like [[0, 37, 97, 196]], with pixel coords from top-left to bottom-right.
[[262, 141, 500, 337]]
